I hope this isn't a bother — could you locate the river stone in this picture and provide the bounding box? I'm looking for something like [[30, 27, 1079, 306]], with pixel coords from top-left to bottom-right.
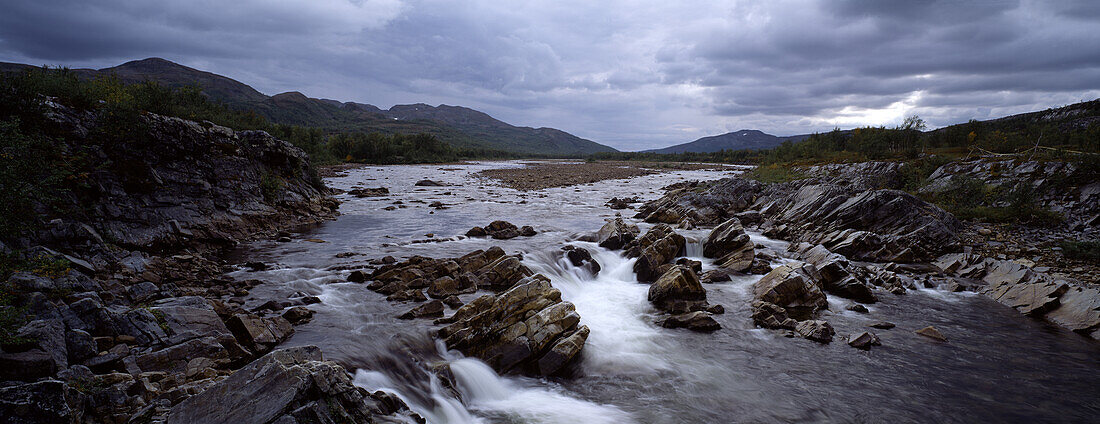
[[594, 218, 640, 250], [870, 322, 896, 329], [795, 320, 835, 343], [427, 275, 477, 298], [225, 314, 294, 355], [660, 311, 721, 332], [802, 245, 876, 303], [751, 301, 798, 330], [847, 332, 882, 350], [166, 346, 404, 424], [916, 326, 947, 342], [281, 306, 314, 325], [398, 300, 444, 319], [563, 246, 601, 276], [1043, 286, 1100, 336], [536, 325, 590, 375], [0, 380, 85, 423], [753, 264, 828, 321], [438, 274, 587, 375], [648, 266, 706, 312]]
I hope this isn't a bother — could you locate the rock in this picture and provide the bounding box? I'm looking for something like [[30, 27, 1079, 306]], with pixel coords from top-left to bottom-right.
[[563, 246, 601, 276], [659, 311, 721, 332], [427, 275, 478, 298], [477, 256, 533, 291], [0, 349, 59, 381], [675, 258, 702, 273], [703, 218, 755, 273], [243, 261, 267, 271], [915, 326, 947, 342], [281, 307, 314, 325], [14, 319, 68, 372], [846, 304, 869, 314], [520, 226, 537, 237], [415, 179, 446, 186], [750, 301, 798, 330], [429, 201, 445, 209], [347, 270, 368, 283], [442, 295, 464, 308], [594, 218, 640, 250], [870, 322, 896, 329], [629, 224, 686, 282], [65, 329, 97, 364], [135, 336, 228, 374], [699, 269, 732, 284], [166, 346, 409, 424], [752, 264, 829, 321], [1043, 286, 1100, 337], [801, 245, 877, 303], [795, 320, 835, 343], [648, 266, 707, 312], [348, 187, 389, 197], [387, 289, 427, 302], [0, 380, 85, 424], [225, 314, 294, 355], [986, 279, 1069, 316], [438, 275, 588, 375], [466, 226, 487, 237], [398, 300, 444, 319], [847, 332, 882, 349], [152, 296, 238, 347], [127, 281, 162, 303]]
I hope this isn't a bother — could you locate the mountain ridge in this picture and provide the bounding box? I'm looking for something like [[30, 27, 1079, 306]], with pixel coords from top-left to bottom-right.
[[645, 129, 812, 153], [0, 58, 616, 155]]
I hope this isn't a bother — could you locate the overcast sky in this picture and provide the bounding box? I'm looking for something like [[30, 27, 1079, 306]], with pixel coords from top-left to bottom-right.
[[1, 0, 1098, 150]]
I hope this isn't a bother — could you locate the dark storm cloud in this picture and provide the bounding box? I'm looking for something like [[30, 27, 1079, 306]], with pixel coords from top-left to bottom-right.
[[0, 0, 1096, 150]]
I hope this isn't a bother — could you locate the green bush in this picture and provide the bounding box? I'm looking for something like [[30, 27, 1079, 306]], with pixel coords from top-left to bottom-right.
[[1060, 240, 1100, 261], [748, 164, 807, 183]]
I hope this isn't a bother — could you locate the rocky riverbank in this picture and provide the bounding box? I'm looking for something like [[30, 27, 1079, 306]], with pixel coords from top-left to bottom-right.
[[631, 159, 1099, 341], [0, 106, 424, 423]]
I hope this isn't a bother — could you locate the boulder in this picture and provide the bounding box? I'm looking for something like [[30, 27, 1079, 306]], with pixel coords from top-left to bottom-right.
[[348, 187, 388, 197], [699, 269, 732, 284], [438, 275, 588, 375], [347, 270, 368, 283], [1043, 286, 1100, 337], [629, 225, 686, 282], [151, 296, 237, 346], [225, 314, 294, 355], [594, 218, 640, 250], [647, 266, 707, 312], [847, 332, 882, 350], [0, 380, 85, 424], [135, 336, 229, 374], [752, 264, 829, 321], [986, 279, 1068, 316], [703, 218, 755, 273], [869, 322, 896, 329], [281, 307, 314, 325], [465, 226, 487, 237], [795, 320, 835, 343], [166, 346, 411, 424], [427, 275, 478, 299], [563, 246, 601, 276], [415, 179, 446, 186], [846, 304, 869, 314], [659, 311, 721, 332], [801, 245, 876, 303]]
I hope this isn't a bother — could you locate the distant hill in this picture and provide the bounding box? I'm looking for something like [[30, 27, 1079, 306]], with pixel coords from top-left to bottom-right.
[[0, 58, 616, 155], [646, 129, 811, 153]]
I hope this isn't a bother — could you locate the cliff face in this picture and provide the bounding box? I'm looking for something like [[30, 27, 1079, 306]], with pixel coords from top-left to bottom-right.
[[12, 104, 337, 259]]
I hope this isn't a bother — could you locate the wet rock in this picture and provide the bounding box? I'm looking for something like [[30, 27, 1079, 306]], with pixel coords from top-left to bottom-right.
[[347, 270, 368, 283], [660, 311, 721, 332], [846, 304, 869, 314], [847, 332, 882, 350], [628, 224, 686, 282], [438, 275, 588, 375], [699, 269, 732, 284], [281, 306, 314, 325], [703, 218, 755, 273], [415, 179, 446, 186], [135, 336, 228, 374], [563, 246, 601, 276], [594, 218, 640, 250], [387, 289, 427, 302], [870, 322, 896, 329], [429, 201, 446, 209], [225, 314, 294, 355], [648, 266, 707, 313], [916, 326, 947, 342], [442, 295, 464, 309], [986, 278, 1068, 316], [520, 225, 537, 237], [398, 300, 445, 319], [750, 301, 798, 330], [465, 227, 487, 237], [795, 320, 835, 343], [752, 264, 829, 321], [166, 346, 411, 424], [0, 380, 85, 423], [801, 245, 877, 303], [675, 258, 702, 273]]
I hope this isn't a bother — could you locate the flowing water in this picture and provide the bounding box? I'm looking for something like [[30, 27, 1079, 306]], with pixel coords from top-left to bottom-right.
[[228, 161, 1100, 423]]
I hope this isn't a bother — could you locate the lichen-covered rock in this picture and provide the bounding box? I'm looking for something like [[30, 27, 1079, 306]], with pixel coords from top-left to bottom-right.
[[438, 275, 588, 375], [753, 264, 829, 321]]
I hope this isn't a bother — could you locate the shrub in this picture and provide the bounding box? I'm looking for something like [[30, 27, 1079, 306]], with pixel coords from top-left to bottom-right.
[[748, 164, 806, 183], [1060, 240, 1100, 261]]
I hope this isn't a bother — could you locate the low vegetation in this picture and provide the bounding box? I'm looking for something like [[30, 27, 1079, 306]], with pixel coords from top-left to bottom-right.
[[747, 164, 807, 183], [1059, 240, 1100, 261]]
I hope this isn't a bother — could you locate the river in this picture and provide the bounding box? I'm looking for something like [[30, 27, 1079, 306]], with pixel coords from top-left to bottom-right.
[[226, 161, 1100, 423]]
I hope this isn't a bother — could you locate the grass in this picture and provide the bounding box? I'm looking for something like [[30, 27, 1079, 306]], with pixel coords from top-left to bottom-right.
[[748, 164, 807, 183], [1060, 240, 1100, 261]]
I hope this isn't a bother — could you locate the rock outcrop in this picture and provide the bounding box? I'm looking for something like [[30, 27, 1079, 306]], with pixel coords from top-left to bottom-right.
[[752, 264, 829, 321], [438, 275, 589, 375], [592, 218, 640, 250], [466, 221, 537, 240], [625, 224, 686, 282], [702, 218, 755, 273]]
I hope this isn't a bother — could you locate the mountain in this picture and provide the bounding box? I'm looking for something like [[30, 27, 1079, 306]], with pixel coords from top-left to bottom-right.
[[0, 58, 615, 155], [646, 129, 811, 153]]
